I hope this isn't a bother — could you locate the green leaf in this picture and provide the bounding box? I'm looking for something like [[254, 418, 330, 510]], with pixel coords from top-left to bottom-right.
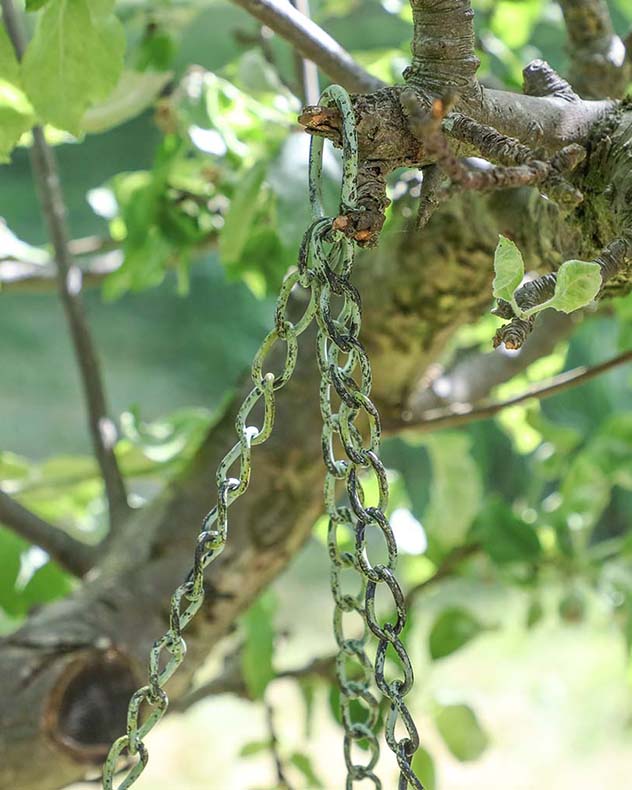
[[429, 607, 484, 660], [0, 28, 35, 162], [21, 557, 73, 607], [219, 161, 267, 267], [434, 703, 489, 762], [21, 0, 125, 135], [25, 0, 51, 10], [421, 433, 483, 550], [240, 591, 276, 700], [239, 740, 271, 757], [289, 752, 325, 788], [549, 259, 601, 314], [411, 746, 436, 790], [526, 599, 544, 629], [0, 528, 22, 616], [492, 235, 524, 302], [472, 499, 541, 565]]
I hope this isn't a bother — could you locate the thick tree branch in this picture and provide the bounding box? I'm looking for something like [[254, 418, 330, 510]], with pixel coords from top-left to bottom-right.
[[231, 0, 384, 93], [405, 0, 480, 101], [559, 0, 630, 98], [1, 1, 129, 530], [0, 490, 96, 576]]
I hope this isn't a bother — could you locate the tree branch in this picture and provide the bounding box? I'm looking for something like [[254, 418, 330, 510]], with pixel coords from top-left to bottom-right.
[[558, 0, 630, 98], [0, 490, 96, 576], [265, 699, 294, 790], [396, 347, 632, 434], [0, 247, 122, 293], [1, 0, 129, 530], [405, 0, 481, 101], [230, 0, 384, 93], [391, 311, 575, 428]]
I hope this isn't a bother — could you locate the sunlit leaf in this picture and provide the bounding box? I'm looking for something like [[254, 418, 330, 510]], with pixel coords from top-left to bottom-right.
[[220, 161, 267, 267], [22, 0, 125, 135], [492, 234, 524, 302], [0, 28, 35, 161], [549, 259, 601, 314], [240, 740, 271, 757]]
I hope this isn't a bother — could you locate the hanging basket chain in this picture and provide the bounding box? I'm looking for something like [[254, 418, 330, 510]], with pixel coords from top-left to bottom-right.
[[101, 84, 422, 790], [307, 85, 423, 789]]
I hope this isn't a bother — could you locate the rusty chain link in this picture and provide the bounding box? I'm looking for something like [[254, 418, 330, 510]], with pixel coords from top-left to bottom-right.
[[102, 84, 422, 789]]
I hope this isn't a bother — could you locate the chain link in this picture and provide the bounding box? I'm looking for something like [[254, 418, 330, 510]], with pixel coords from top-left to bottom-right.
[[102, 83, 423, 789]]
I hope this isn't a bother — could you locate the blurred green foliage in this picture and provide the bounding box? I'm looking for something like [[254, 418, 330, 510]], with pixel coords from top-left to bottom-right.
[[1, 0, 632, 786]]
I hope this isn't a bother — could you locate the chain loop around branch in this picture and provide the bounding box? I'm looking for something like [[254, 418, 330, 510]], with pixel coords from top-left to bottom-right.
[[102, 83, 423, 790]]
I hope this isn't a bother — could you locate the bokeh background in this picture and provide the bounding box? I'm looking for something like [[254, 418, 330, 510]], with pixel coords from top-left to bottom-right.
[[2, 1, 632, 788]]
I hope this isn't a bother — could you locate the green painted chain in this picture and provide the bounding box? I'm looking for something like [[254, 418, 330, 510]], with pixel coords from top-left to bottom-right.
[[305, 86, 423, 789], [102, 84, 422, 789]]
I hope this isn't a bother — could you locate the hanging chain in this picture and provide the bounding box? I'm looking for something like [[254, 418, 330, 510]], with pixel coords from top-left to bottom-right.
[[102, 83, 422, 790], [304, 85, 423, 789], [101, 267, 318, 789]]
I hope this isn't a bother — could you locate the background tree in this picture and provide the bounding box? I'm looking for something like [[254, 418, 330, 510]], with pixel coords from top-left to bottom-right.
[[1, 0, 632, 788]]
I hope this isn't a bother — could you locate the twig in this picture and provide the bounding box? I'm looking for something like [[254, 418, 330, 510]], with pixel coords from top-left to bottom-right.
[[402, 90, 585, 211], [0, 249, 123, 293], [0, 489, 96, 576], [1, 0, 129, 529], [397, 348, 632, 434], [231, 0, 383, 93], [493, 237, 631, 349], [415, 164, 445, 229], [265, 698, 294, 790]]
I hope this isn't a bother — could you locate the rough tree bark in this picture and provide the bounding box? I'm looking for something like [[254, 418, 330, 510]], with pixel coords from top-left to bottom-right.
[[0, 1, 631, 788]]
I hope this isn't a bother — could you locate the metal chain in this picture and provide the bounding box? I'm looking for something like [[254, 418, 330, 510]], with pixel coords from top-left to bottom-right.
[[101, 268, 318, 789], [102, 83, 422, 790], [305, 85, 423, 789]]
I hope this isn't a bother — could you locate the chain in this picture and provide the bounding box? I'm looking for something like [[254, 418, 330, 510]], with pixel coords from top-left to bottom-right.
[[101, 265, 317, 789], [305, 85, 423, 789], [102, 83, 422, 790]]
